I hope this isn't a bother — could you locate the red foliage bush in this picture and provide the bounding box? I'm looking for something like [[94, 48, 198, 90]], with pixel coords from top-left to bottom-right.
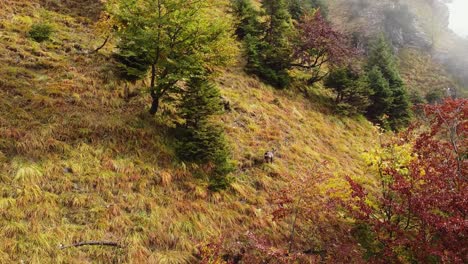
[[347, 99, 467, 263]]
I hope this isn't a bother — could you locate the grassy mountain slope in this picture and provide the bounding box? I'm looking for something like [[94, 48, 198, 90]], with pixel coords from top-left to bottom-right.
[[398, 48, 456, 97], [0, 1, 378, 263]]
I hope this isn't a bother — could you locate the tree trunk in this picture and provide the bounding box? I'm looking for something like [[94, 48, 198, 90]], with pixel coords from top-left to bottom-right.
[[124, 82, 129, 101], [288, 197, 302, 253], [149, 64, 159, 115], [149, 94, 160, 115], [336, 93, 342, 103]]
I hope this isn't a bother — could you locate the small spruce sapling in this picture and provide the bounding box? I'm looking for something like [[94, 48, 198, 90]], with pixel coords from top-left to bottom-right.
[[176, 77, 233, 191], [29, 23, 53, 42]]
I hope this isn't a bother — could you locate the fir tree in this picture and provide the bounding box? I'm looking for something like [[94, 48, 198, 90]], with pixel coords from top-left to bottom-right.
[[232, 0, 262, 40], [257, 0, 293, 88], [232, 0, 294, 88], [325, 66, 373, 116], [287, 0, 304, 20], [325, 66, 357, 104], [262, 0, 292, 49], [366, 66, 393, 128], [287, 0, 328, 20], [366, 35, 401, 90], [177, 77, 233, 191], [113, 34, 151, 83], [108, 0, 235, 114], [366, 35, 412, 130], [388, 86, 412, 130], [231, 0, 265, 80]]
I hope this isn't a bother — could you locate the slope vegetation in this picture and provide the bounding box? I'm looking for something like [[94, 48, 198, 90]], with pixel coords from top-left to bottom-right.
[[0, 1, 378, 263]]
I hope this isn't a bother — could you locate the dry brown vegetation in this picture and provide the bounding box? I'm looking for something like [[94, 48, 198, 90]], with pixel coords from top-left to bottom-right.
[[399, 48, 456, 97], [0, 1, 379, 263]]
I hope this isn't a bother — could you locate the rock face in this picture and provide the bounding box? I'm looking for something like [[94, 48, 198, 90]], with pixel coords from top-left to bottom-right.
[[329, 0, 432, 50], [383, 5, 432, 50]]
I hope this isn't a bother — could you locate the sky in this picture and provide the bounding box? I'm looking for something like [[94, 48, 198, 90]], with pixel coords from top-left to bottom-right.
[[447, 0, 468, 37]]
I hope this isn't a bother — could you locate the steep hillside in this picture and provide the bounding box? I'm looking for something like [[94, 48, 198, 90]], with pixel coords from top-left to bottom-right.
[[398, 48, 456, 99], [328, 0, 467, 96], [0, 1, 378, 263]]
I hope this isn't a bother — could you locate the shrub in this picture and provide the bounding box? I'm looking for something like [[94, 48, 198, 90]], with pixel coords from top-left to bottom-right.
[[28, 23, 53, 42], [346, 99, 467, 263], [425, 89, 444, 104]]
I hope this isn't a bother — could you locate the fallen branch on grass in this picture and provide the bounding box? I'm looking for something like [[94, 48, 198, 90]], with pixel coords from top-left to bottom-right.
[[59, 241, 121, 250]]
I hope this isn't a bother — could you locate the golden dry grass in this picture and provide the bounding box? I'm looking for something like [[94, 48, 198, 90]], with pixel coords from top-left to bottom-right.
[[0, 0, 379, 263]]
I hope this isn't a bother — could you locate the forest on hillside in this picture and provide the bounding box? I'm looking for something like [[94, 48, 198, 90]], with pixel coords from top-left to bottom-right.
[[0, 0, 466, 263]]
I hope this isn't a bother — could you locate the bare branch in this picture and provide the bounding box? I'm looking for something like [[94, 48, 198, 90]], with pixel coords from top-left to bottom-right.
[[59, 241, 122, 250]]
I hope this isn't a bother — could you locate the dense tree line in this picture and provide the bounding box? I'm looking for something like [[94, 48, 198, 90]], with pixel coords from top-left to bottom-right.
[[233, 0, 411, 130], [233, 0, 352, 88], [326, 35, 412, 130], [106, 0, 412, 190]]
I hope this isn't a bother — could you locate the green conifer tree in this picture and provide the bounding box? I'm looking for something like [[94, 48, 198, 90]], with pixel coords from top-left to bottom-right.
[[231, 0, 265, 78], [366, 35, 412, 130], [287, 0, 328, 20], [366, 35, 401, 90], [232, 0, 262, 40], [388, 86, 412, 130], [325, 67, 356, 104], [177, 77, 233, 191], [259, 0, 293, 88], [366, 66, 393, 128], [232, 0, 294, 88], [325, 66, 373, 116], [108, 0, 236, 114], [113, 34, 151, 83]]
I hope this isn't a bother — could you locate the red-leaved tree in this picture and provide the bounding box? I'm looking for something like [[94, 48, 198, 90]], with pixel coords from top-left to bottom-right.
[[346, 99, 467, 263], [291, 11, 356, 85], [245, 163, 364, 263]]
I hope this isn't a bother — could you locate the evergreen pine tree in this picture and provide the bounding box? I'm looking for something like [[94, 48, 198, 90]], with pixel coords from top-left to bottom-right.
[[366, 66, 393, 128], [287, 0, 328, 20], [232, 0, 294, 88], [325, 67, 356, 104], [244, 34, 264, 74], [232, 0, 262, 40], [113, 34, 151, 83], [325, 66, 373, 116], [388, 86, 412, 130], [344, 75, 374, 115], [258, 0, 293, 88], [287, 0, 304, 20], [177, 77, 233, 191], [231, 0, 265, 79], [366, 35, 412, 130], [366, 35, 401, 90]]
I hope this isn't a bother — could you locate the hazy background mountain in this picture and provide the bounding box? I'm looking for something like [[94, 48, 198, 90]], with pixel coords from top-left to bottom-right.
[[327, 0, 468, 95]]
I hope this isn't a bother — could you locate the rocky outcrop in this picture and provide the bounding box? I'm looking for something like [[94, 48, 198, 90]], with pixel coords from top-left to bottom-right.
[[329, 0, 432, 51], [384, 5, 432, 50]]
